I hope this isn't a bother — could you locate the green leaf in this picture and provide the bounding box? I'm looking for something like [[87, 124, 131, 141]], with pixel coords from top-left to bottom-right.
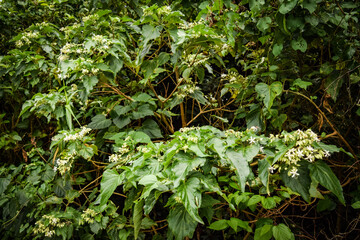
[[226, 149, 251, 192], [258, 159, 270, 191], [139, 119, 163, 138], [142, 25, 160, 45], [131, 131, 151, 144], [272, 223, 294, 240], [302, 0, 317, 13], [272, 43, 283, 57], [248, 194, 262, 206], [257, 17, 272, 32], [279, 0, 298, 14], [176, 177, 203, 224], [228, 218, 252, 232], [113, 116, 131, 129], [168, 205, 198, 240], [208, 219, 228, 230], [255, 82, 283, 109], [309, 161, 345, 205], [0, 178, 10, 195], [88, 115, 112, 129], [351, 201, 360, 209], [249, 0, 265, 12], [293, 78, 312, 90], [133, 199, 144, 240], [280, 162, 311, 202], [255, 224, 273, 240], [114, 105, 132, 116], [96, 169, 123, 207], [132, 104, 154, 119], [261, 197, 276, 209], [291, 37, 307, 52]]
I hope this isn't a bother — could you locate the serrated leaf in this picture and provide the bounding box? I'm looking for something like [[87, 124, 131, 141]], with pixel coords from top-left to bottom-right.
[[272, 224, 294, 240], [139, 119, 163, 138], [309, 161, 345, 205], [255, 224, 273, 240], [88, 115, 112, 129], [280, 162, 311, 202], [261, 197, 276, 209], [96, 169, 123, 207], [142, 25, 160, 45], [113, 116, 131, 129], [208, 219, 228, 230], [226, 149, 251, 192], [168, 205, 198, 240], [176, 177, 203, 224], [255, 82, 283, 109]]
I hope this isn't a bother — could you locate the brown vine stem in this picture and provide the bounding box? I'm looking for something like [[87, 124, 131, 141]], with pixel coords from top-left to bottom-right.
[[285, 90, 358, 162]]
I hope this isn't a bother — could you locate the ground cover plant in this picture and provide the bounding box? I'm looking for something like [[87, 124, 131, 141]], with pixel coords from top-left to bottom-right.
[[0, 0, 360, 239]]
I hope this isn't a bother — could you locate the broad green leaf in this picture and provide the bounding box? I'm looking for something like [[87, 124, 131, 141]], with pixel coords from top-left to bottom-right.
[[139, 119, 163, 138], [313, 142, 340, 153], [254, 224, 273, 240], [261, 197, 276, 209], [293, 78, 312, 90], [113, 116, 131, 129], [302, 0, 317, 13], [88, 115, 112, 129], [131, 131, 151, 144], [208, 219, 228, 230], [271, 113, 287, 130], [258, 159, 270, 192], [316, 196, 336, 212], [257, 17, 272, 32], [0, 178, 10, 195], [167, 205, 197, 240], [142, 25, 160, 45], [132, 104, 154, 119], [279, 0, 298, 14], [272, 223, 294, 240], [96, 169, 123, 207], [255, 82, 283, 109], [309, 161, 345, 204], [351, 201, 360, 209], [248, 194, 262, 206], [114, 105, 132, 116], [291, 37, 307, 53], [280, 162, 311, 202], [176, 177, 203, 224], [272, 43, 283, 56], [249, 0, 265, 12], [226, 149, 251, 192], [228, 218, 252, 232], [133, 199, 144, 240]]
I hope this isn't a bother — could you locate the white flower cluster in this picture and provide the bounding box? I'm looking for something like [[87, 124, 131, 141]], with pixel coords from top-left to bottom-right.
[[179, 126, 200, 133], [224, 129, 244, 138], [221, 71, 247, 85], [185, 53, 209, 67], [80, 208, 98, 225], [54, 152, 76, 175], [16, 31, 40, 47], [179, 18, 206, 30], [269, 129, 330, 178], [91, 35, 111, 51], [33, 215, 70, 237], [63, 127, 92, 142]]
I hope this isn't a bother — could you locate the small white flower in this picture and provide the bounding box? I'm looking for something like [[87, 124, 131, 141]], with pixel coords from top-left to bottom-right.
[[324, 150, 331, 157], [259, 146, 264, 153], [269, 166, 276, 174], [289, 168, 300, 178], [248, 136, 256, 144]]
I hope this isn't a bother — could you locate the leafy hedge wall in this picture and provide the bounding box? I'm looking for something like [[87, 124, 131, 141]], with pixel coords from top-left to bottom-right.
[[0, 0, 359, 239]]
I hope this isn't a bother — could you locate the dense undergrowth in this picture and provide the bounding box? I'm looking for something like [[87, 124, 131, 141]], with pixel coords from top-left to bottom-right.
[[0, 0, 359, 239]]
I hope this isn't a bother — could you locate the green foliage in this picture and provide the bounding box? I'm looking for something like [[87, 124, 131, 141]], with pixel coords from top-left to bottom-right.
[[1, 0, 359, 239]]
